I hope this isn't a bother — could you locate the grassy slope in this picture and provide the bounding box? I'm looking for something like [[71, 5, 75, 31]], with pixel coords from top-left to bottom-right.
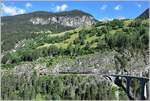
[[1, 19, 149, 69], [1, 19, 148, 100], [34, 20, 132, 50]]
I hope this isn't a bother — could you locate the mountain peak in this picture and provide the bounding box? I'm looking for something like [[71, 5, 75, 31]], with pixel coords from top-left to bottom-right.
[[29, 11, 52, 14], [137, 8, 149, 19], [54, 9, 93, 17]]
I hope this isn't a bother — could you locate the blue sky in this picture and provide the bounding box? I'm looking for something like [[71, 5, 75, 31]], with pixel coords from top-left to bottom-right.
[[1, 1, 149, 20]]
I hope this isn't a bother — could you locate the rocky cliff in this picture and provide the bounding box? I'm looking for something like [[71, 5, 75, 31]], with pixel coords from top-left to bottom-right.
[[2, 10, 97, 33], [29, 15, 95, 27]]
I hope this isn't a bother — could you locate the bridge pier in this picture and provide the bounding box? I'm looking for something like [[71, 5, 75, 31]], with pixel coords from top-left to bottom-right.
[[146, 83, 149, 99], [139, 78, 149, 100], [126, 77, 132, 99]]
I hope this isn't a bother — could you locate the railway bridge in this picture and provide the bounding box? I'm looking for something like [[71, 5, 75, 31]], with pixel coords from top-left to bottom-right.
[[103, 74, 149, 100]]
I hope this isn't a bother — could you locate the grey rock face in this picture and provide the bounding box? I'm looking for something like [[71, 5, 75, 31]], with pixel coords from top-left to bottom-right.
[[13, 63, 34, 75], [29, 16, 96, 27], [50, 52, 116, 74], [50, 50, 148, 76], [13, 63, 50, 76]]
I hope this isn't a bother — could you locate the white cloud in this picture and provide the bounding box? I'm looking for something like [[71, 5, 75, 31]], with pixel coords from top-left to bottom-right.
[[56, 4, 68, 12], [114, 5, 121, 11], [100, 4, 107, 10], [99, 17, 114, 21], [117, 16, 126, 20], [137, 4, 142, 8], [2, 3, 26, 15], [99, 16, 126, 22], [26, 2, 32, 8]]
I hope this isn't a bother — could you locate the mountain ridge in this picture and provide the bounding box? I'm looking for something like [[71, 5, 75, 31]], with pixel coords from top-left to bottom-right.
[[2, 10, 94, 17], [136, 8, 149, 19], [2, 10, 97, 51], [2, 10, 97, 34]]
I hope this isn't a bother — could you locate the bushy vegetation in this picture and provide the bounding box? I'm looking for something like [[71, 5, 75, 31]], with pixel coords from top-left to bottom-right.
[[2, 19, 148, 65]]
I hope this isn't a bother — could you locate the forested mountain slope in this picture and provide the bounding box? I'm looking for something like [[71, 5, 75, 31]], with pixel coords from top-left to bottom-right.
[[2, 18, 149, 67], [2, 10, 97, 51], [1, 9, 149, 100]]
